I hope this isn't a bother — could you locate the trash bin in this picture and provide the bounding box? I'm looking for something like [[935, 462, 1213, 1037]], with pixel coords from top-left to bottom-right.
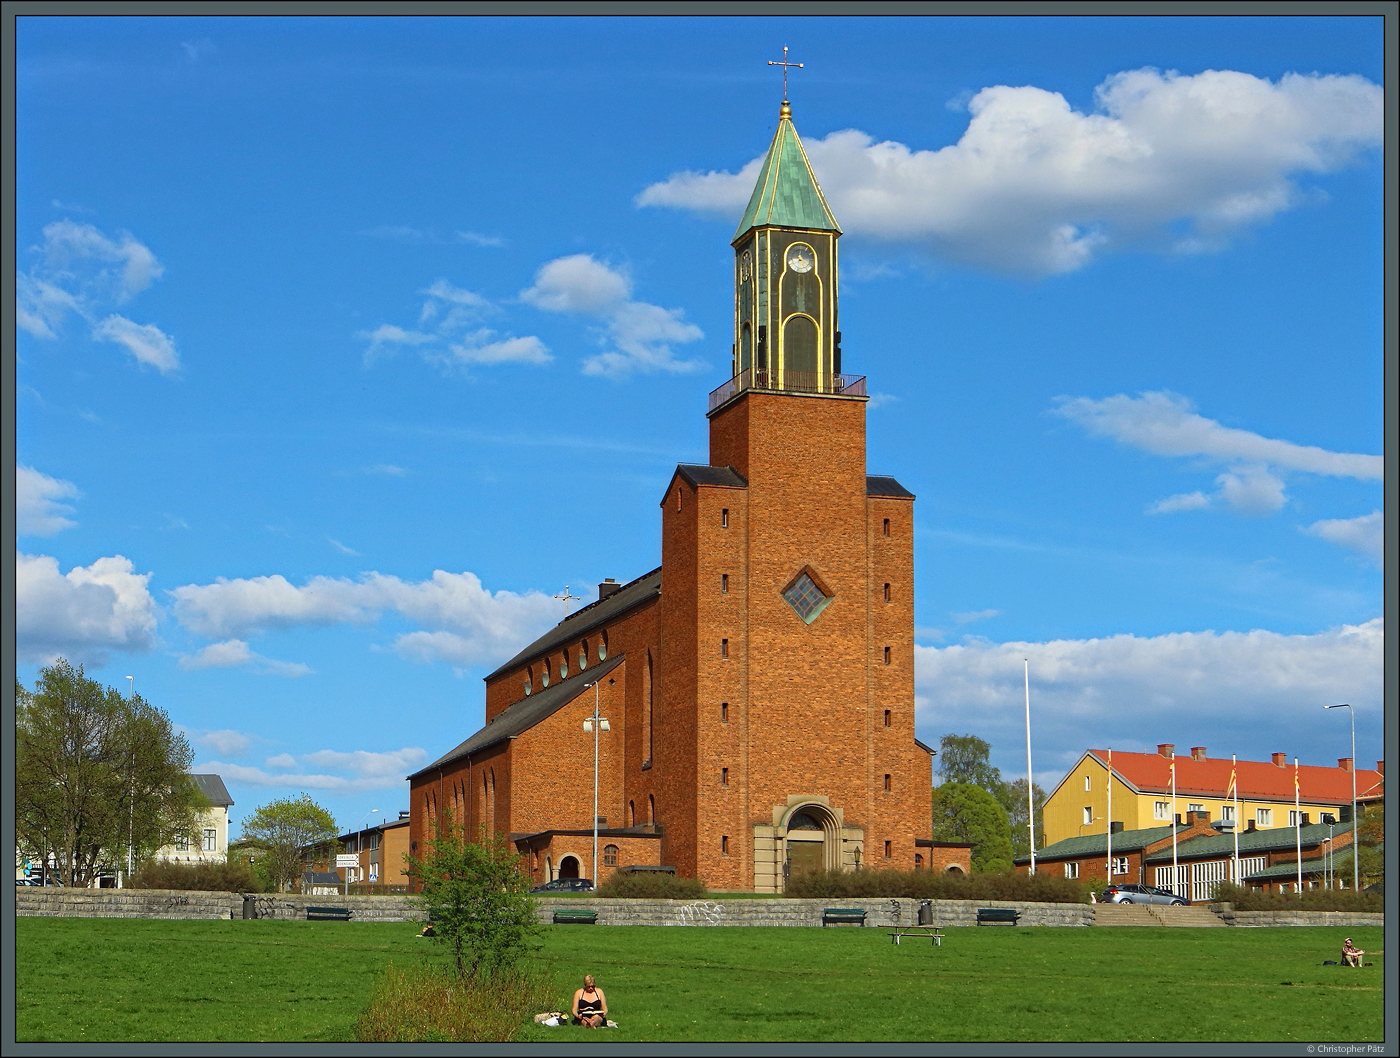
[[917, 900, 933, 925], [242, 894, 257, 920]]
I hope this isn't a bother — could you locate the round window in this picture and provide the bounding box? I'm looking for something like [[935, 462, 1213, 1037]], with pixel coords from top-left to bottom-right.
[[579, 641, 588, 670], [598, 631, 608, 661], [523, 675, 532, 696], [559, 652, 569, 680], [542, 661, 551, 688]]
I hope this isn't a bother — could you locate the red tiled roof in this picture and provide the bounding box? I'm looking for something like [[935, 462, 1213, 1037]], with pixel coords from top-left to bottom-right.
[[1089, 749, 1383, 804]]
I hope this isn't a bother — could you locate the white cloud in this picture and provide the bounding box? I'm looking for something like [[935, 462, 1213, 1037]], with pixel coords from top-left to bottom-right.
[[444, 332, 552, 366], [363, 280, 549, 372], [1055, 391, 1381, 516], [92, 315, 180, 374], [207, 746, 429, 792], [456, 230, 505, 248], [17, 221, 178, 369], [197, 729, 253, 757], [521, 255, 704, 377], [915, 618, 1383, 777], [328, 538, 359, 556], [17, 465, 80, 535], [952, 608, 1001, 625], [16, 552, 159, 665], [177, 638, 313, 677], [170, 568, 560, 669], [1305, 511, 1384, 568], [640, 69, 1381, 275], [365, 463, 408, 476], [360, 324, 435, 363]]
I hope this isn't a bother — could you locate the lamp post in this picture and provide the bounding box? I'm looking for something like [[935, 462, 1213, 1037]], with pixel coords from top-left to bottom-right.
[[1324, 704, 1358, 892], [1321, 814, 1336, 890], [125, 677, 135, 886], [582, 682, 609, 885]]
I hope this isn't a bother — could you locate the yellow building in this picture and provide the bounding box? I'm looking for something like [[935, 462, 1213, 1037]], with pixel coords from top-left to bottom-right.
[[1043, 744, 1381, 847]]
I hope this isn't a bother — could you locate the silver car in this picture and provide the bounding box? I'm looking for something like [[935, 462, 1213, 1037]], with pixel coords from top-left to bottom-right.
[[1099, 883, 1187, 906]]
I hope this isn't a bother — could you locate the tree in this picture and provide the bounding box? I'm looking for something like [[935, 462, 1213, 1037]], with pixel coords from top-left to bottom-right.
[[239, 794, 339, 892], [408, 822, 540, 979], [999, 778, 1046, 861], [937, 733, 1004, 791], [931, 782, 1015, 873], [16, 660, 203, 888]]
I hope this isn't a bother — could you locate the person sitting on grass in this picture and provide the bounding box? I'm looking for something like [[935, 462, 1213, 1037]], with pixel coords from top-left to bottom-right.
[[571, 974, 608, 1028], [1342, 937, 1365, 967]]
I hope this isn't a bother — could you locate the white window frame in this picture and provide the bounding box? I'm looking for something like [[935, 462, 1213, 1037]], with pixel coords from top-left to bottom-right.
[[1111, 856, 1129, 876], [1187, 803, 1204, 814], [1220, 804, 1235, 824], [1256, 808, 1273, 827], [1064, 862, 1079, 879], [1288, 810, 1301, 827], [202, 829, 217, 852], [1154, 801, 1171, 821], [1083, 806, 1093, 826], [1084, 775, 1091, 792]]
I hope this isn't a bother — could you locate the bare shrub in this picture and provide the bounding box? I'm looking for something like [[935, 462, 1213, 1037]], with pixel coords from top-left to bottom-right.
[[783, 868, 1088, 904], [355, 961, 554, 1043], [596, 871, 707, 899], [130, 859, 265, 892]]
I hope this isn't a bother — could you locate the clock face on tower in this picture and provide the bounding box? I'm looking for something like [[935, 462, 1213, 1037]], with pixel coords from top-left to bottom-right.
[[786, 245, 814, 273]]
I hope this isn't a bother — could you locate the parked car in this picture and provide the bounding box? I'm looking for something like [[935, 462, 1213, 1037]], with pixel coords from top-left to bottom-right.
[[1099, 883, 1187, 906], [530, 878, 594, 894]]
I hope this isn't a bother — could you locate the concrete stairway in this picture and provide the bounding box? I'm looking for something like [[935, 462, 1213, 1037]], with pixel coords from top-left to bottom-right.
[[1094, 903, 1225, 927]]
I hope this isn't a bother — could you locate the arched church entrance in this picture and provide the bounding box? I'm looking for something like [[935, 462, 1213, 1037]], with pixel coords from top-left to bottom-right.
[[558, 855, 581, 879], [782, 804, 838, 885]]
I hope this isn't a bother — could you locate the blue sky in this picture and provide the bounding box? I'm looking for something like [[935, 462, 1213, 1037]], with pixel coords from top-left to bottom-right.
[[15, 15, 1385, 835]]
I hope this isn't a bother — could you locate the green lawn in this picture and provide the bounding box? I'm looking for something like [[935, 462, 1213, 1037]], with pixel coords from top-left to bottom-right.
[[15, 918, 1383, 1043]]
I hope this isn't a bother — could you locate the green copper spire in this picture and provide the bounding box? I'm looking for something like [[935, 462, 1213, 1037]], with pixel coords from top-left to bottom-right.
[[733, 102, 841, 243]]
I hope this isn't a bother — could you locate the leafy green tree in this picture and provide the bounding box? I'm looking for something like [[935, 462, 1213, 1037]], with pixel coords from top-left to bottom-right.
[[932, 782, 1015, 873], [239, 794, 339, 892], [937, 733, 1004, 791], [408, 822, 540, 979], [999, 778, 1046, 861], [16, 660, 203, 888]]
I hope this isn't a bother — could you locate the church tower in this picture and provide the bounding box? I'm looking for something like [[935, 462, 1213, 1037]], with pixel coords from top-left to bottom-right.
[[657, 99, 932, 889]]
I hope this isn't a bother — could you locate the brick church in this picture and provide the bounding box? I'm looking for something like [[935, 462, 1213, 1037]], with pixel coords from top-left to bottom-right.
[[409, 98, 946, 891]]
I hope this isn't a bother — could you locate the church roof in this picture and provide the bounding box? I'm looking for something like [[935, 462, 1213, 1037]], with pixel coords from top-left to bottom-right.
[[412, 654, 626, 777], [733, 105, 841, 242], [676, 464, 748, 489], [484, 567, 662, 681], [866, 475, 914, 499]]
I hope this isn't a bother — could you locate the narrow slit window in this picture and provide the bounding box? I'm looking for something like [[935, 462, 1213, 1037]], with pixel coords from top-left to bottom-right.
[[883, 709, 891, 728], [883, 582, 891, 602], [721, 573, 729, 594], [721, 638, 729, 658], [883, 773, 891, 792], [883, 518, 890, 537], [721, 508, 729, 528], [883, 646, 891, 665], [883, 840, 892, 859], [721, 767, 729, 786], [721, 835, 730, 854], [721, 702, 729, 723]]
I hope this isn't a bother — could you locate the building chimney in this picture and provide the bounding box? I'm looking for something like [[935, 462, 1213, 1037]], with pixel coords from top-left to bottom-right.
[[1191, 746, 1207, 761], [1157, 743, 1174, 758], [1271, 752, 1288, 768], [1338, 757, 1353, 772], [597, 578, 621, 601], [1377, 761, 1384, 775], [1246, 819, 1257, 832], [1110, 821, 1124, 834], [1187, 810, 1210, 827]]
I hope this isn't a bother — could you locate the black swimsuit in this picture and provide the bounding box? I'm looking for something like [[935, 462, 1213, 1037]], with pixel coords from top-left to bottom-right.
[[576, 992, 604, 1023]]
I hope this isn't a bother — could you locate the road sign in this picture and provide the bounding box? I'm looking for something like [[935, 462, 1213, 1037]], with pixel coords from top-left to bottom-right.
[[335, 854, 359, 868]]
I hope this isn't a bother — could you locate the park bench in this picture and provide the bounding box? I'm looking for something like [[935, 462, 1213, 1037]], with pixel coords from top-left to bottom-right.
[[822, 907, 867, 927], [888, 925, 943, 947], [976, 907, 1020, 926], [306, 906, 351, 921], [553, 909, 598, 925]]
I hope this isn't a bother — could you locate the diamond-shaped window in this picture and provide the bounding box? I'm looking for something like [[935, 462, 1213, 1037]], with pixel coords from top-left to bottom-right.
[[782, 571, 832, 624]]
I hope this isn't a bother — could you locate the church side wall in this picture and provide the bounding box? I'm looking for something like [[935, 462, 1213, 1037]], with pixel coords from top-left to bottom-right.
[[867, 491, 931, 864], [659, 476, 702, 878]]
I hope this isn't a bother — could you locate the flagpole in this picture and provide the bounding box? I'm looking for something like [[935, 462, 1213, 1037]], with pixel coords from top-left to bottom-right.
[[1295, 757, 1303, 895], [1231, 754, 1240, 886], [1106, 748, 1113, 883], [1024, 659, 1035, 876], [1170, 753, 1178, 898]]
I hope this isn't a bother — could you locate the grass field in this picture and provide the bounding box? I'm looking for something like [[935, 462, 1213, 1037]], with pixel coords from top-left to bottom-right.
[[15, 918, 1384, 1043]]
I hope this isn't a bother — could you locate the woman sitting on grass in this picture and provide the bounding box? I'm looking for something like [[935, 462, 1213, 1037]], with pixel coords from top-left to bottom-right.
[[572, 975, 608, 1028]]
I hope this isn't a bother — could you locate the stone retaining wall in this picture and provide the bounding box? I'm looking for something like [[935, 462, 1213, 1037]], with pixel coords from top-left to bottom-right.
[[1211, 909, 1384, 928], [533, 897, 1094, 928], [240, 893, 424, 921], [16, 888, 241, 919]]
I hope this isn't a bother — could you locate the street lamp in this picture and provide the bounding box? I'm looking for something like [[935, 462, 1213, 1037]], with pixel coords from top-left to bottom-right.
[[125, 677, 135, 885], [1321, 813, 1337, 890], [582, 682, 610, 885], [1324, 704, 1359, 893]]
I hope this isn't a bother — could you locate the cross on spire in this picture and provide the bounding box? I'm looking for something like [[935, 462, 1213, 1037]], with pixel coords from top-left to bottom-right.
[[554, 585, 580, 618], [768, 45, 803, 104]]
